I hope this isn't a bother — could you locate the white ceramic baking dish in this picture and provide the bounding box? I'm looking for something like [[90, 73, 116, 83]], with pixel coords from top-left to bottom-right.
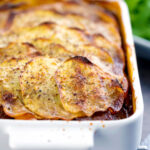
[[0, 1, 144, 150]]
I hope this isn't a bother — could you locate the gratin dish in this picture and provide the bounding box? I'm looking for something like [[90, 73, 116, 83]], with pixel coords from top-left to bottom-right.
[[0, 0, 143, 150]]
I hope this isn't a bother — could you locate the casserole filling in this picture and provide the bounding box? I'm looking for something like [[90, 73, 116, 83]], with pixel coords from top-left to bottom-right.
[[0, 0, 133, 120]]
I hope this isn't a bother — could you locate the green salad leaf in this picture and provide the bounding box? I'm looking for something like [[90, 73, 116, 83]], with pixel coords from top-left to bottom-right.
[[125, 0, 150, 40]]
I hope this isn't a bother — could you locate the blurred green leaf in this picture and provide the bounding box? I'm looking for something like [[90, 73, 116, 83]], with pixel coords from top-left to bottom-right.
[[125, 0, 150, 40]]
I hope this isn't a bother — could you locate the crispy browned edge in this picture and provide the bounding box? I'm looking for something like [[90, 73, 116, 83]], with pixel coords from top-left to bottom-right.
[[94, 1, 135, 112]]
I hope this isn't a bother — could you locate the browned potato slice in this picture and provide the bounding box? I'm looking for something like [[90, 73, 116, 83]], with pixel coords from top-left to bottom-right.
[[45, 1, 118, 26], [0, 22, 114, 72], [44, 1, 121, 46], [76, 44, 113, 69], [3, 5, 120, 45], [20, 57, 84, 120], [55, 56, 125, 116], [32, 38, 75, 61], [0, 0, 121, 46], [40, 27, 114, 70], [93, 34, 125, 74], [0, 23, 55, 47], [50, 26, 90, 47], [14, 25, 114, 72], [32, 38, 113, 68], [93, 35, 128, 93], [5, 10, 84, 32], [0, 58, 34, 118], [0, 23, 86, 48], [79, 19, 120, 47], [5, 8, 120, 45], [0, 42, 41, 63]]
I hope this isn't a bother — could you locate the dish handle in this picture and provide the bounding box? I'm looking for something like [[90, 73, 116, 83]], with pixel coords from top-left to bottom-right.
[[7, 124, 94, 150]]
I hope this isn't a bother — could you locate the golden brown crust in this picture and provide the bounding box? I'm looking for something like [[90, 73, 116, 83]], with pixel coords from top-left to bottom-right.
[[0, 58, 35, 118], [55, 56, 125, 116], [93, 34, 125, 75], [0, 42, 41, 63], [0, 1, 121, 46], [0, 0, 130, 120], [32, 38, 75, 62], [20, 56, 84, 120]]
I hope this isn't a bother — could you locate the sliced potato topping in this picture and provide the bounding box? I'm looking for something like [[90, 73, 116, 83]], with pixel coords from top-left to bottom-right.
[[0, 22, 115, 71], [0, 0, 129, 120], [0, 58, 34, 118], [0, 23, 55, 47], [93, 34, 125, 74], [5, 10, 84, 32], [32, 38, 75, 61], [0, 42, 41, 63], [0, 23, 88, 48], [32, 37, 114, 73], [20, 57, 84, 120], [33, 26, 114, 73], [3, 7, 120, 46], [55, 56, 125, 116], [45, 1, 118, 27], [38, 2, 121, 46]]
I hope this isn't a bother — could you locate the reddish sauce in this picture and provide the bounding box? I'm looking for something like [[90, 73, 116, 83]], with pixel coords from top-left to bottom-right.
[[0, 106, 11, 119]]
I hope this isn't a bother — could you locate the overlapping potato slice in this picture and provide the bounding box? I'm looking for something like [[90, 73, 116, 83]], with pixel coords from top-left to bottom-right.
[[76, 44, 115, 75], [0, 58, 35, 118], [5, 10, 84, 32], [4, 8, 120, 46], [0, 23, 87, 48], [1, 21, 87, 49], [2, 22, 113, 70], [0, 23, 55, 47], [45, 1, 118, 26], [1, 0, 118, 28], [0, 1, 121, 46], [32, 37, 113, 71], [0, 21, 115, 72], [32, 38, 75, 61], [0, 23, 114, 73], [93, 34, 125, 74], [93, 35, 128, 93], [79, 20, 120, 46], [44, 1, 121, 46], [38, 26, 114, 71], [0, 42, 41, 63], [55, 56, 125, 116], [20, 57, 84, 120]]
